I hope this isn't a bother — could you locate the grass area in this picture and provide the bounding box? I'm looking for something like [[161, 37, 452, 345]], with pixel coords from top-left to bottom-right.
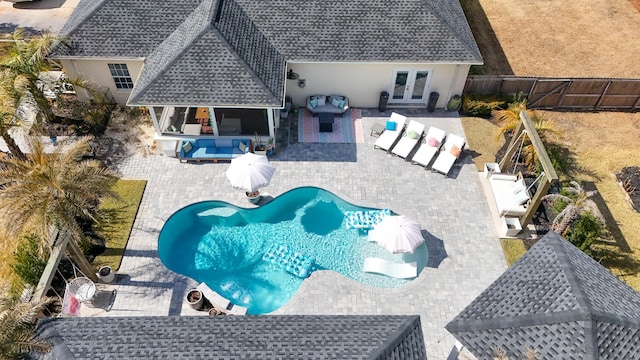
[[464, 110, 640, 290], [500, 239, 527, 266], [461, 116, 505, 171], [93, 179, 147, 271]]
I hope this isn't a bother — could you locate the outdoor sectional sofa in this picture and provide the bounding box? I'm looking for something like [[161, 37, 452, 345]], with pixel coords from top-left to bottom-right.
[[306, 95, 350, 114], [175, 138, 252, 163]]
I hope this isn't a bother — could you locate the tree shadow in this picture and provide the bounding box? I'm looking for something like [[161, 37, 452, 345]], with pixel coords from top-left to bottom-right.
[[584, 181, 632, 253], [459, 0, 513, 75]]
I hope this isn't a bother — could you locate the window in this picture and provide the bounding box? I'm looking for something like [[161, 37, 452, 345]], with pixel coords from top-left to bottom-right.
[[108, 64, 134, 89]]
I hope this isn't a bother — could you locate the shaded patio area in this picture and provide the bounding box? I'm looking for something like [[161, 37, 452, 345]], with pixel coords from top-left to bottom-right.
[[85, 109, 507, 359]]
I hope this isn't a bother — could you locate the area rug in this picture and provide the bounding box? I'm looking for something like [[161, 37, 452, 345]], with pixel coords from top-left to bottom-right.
[[298, 108, 364, 143]]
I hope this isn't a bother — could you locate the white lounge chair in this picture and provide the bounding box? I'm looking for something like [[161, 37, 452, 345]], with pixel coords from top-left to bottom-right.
[[431, 133, 466, 176], [411, 126, 446, 168], [374, 112, 407, 153], [391, 120, 425, 159], [363, 258, 417, 279]]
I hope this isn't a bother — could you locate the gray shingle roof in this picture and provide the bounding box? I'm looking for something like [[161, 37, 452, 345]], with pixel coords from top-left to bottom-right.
[[445, 231, 640, 360], [35, 315, 426, 360], [54, 0, 481, 106]]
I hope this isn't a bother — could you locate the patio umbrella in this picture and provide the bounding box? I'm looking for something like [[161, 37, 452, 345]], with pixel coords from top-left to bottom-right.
[[368, 215, 424, 253], [225, 152, 275, 193]]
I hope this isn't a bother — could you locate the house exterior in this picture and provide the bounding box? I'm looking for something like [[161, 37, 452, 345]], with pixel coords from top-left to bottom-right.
[[51, 0, 482, 150]]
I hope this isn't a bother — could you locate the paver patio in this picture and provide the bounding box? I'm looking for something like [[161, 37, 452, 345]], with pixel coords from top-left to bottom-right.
[[92, 109, 507, 359]]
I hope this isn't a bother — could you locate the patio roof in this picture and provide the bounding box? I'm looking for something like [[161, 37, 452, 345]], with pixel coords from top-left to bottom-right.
[[445, 231, 640, 359], [35, 315, 426, 359]]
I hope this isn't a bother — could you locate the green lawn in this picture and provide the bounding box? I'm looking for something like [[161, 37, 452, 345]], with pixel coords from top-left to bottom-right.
[[500, 239, 527, 266], [93, 179, 147, 271]]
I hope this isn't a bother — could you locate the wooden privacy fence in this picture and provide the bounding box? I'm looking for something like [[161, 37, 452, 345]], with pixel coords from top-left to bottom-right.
[[464, 76, 640, 111]]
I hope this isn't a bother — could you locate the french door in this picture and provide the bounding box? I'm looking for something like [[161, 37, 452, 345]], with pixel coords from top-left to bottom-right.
[[390, 69, 431, 103]]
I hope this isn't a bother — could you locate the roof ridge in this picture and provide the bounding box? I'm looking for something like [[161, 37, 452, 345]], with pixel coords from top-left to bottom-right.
[[58, 0, 108, 36], [368, 315, 423, 360], [421, 0, 482, 61], [128, 0, 217, 105], [212, 0, 286, 101]]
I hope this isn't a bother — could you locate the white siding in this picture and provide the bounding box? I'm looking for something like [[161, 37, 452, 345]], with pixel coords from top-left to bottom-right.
[[60, 59, 144, 105], [285, 62, 469, 109]]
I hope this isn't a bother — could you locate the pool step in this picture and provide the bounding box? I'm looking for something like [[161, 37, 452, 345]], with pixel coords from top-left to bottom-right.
[[263, 244, 315, 279]]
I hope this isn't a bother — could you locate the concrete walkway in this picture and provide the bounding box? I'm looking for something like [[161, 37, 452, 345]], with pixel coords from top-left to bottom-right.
[[90, 109, 507, 359]]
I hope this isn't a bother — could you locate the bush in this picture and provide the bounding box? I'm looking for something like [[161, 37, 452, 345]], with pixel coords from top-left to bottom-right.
[[461, 93, 513, 117], [11, 234, 48, 287], [552, 198, 569, 214], [567, 212, 603, 256]]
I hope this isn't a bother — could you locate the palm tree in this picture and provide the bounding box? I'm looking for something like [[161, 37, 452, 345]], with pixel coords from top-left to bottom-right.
[[543, 181, 604, 236], [0, 286, 53, 358], [492, 100, 559, 171], [0, 136, 118, 276], [0, 30, 65, 160]]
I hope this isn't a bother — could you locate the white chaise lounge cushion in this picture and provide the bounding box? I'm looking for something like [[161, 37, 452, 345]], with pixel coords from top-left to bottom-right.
[[391, 120, 426, 159], [431, 134, 466, 175], [374, 112, 407, 152], [411, 126, 446, 168], [363, 258, 417, 279]]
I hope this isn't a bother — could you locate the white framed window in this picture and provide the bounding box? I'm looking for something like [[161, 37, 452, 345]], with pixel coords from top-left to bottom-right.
[[108, 63, 134, 89]]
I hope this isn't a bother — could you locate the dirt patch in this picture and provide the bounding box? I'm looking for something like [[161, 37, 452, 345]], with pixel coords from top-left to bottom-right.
[[474, 0, 640, 77]]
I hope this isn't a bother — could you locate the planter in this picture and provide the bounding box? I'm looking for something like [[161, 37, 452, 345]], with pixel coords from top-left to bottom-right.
[[97, 266, 116, 283], [254, 145, 267, 156], [186, 289, 204, 310], [446, 94, 462, 112], [502, 217, 522, 237], [246, 191, 262, 204]]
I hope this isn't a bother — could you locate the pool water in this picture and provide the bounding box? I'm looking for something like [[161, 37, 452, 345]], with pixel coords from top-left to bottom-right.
[[158, 187, 426, 314]]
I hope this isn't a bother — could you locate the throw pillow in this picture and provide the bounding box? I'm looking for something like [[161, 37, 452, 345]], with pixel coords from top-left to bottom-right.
[[317, 97, 326, 107], [515, 190, 530, 206], [450, 144, 461, 157], [331, 97, 341, 108], [407, 130, 419, 139], [239, 141, 247, 153], [338, 99, 346, 109], [386, 121, 397, 131], [182, 141, 193, 154], [427, 137, 439, 147], [309, 99, 318, 109]]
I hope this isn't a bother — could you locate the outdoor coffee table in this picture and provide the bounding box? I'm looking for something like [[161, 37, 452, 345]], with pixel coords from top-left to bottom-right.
[[318, 113, 334, 132]]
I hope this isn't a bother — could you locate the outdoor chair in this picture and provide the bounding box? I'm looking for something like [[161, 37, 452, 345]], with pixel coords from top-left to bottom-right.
[[374, 112, 407, 153], [411, 126, 446, 169], [391, 120, 425, 159], [363, 258, 417, 279], [431, 134, 466, 176]]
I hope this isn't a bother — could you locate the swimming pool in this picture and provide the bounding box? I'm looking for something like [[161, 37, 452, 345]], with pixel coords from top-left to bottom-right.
[[158, 187, 426, 314]]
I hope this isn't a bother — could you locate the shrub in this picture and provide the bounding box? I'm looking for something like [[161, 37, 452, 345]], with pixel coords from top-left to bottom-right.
[[461, 93, 513, 117], [11, 234, 48, 287], [567, 212, 603, 256], [552, 198, 569, 214]]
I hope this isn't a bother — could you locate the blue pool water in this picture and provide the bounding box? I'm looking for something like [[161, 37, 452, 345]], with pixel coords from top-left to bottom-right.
[[158, 187, 426, 314]]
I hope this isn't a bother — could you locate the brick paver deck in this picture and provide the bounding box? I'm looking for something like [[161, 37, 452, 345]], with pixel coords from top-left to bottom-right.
[[96, 109, 507, 359]]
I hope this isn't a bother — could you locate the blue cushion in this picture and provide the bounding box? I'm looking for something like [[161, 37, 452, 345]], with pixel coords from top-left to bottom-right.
[[338, 99, 346, 109], [198, 139, 215, 148], [309, 99, 318, 109], [386, 121, 397, 131]]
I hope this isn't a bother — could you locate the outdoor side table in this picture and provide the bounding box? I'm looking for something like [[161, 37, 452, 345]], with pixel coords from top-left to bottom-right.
[[318, 113, 334, 132], [370, 122, 385, 137]]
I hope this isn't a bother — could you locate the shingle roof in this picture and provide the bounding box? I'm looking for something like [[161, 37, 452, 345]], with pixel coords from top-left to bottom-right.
[[53, 0, 481, 106], [445, 231, 640, 360], [128, 0, 286, 106], [35, 315, 426, 360]]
